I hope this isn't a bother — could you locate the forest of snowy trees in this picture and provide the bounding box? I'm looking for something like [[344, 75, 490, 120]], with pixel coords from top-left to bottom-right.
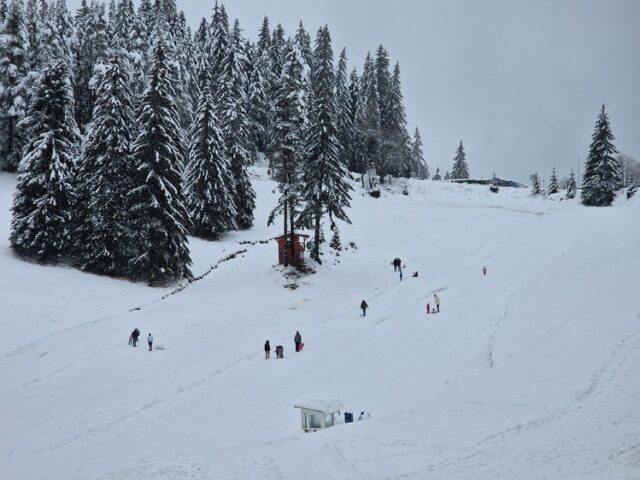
[[0, 0, 428, 285]]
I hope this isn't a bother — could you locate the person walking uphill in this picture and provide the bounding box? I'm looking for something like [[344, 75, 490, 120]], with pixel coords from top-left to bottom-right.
[[147, 333, 153, 351], [265, 340, 271, 359], [361, 300, 369, 316], [294, 331, 302, 352], [433, 294, 440, 313]]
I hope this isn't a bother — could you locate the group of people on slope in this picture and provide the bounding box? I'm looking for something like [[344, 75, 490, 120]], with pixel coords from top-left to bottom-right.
[[264, 331, 303, 359], [128, 328, 153, 351]]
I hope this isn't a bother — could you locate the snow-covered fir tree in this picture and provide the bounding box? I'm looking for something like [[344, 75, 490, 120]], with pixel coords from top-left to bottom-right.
[[0, 0, 30, 172], [444, 171, 451, 180], [246, 43, 270, 156], [300, 26, 352, 263], [347, 67, 364, 173], [268, 40, 306, 266], [451, 141, 469, 179], [409, 127, 428, 179], [128, 37, 192, 285], [530, 173, 541, 196], [73, 0, 109, 129], [385, 62, 410, 177], [335, 48, 354, 174], [581, 104, 622, 206], [222, 19, 256, 229], [548, 167, 559, 195], [293, 21, 312, 69], [184, 71, 236, 239], [355, 52, 381, 177], [432, 167, 442, 181], [566, 170, 577, 199], [10, 59, 80, 262], [74, 44, 137, 275]]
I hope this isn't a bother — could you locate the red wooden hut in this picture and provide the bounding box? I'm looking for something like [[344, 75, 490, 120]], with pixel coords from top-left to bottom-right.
[[275, 233, 309, 267]]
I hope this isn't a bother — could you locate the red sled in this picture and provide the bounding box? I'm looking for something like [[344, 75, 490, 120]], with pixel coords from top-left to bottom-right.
[[298, 342, 304, 351]]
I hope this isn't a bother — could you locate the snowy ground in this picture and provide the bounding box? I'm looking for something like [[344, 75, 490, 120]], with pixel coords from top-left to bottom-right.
[[1, 169, 639, 480]]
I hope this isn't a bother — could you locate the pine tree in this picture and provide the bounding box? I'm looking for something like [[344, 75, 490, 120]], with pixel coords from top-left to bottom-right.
[[530, 173, 541, 196], [444, 171, 451, 180], [268, 41, 305, 266], [246, 44, 270, 155], [451, 141, 469, 179], [347, 67, 364, 172], [335, 48, 354, 174], [73, 0, 109, 129], [256, 16, 270, 55], [548, 167, 559, 195], [566, 170, 577, 199], [24, 0, 40, 69], [581, 104, 621, 206], [128, 37, 192, 285], [185, 72, 236, 239], [384, 62, 410, 177], [74, 44, 137, 275], [409, 127, 428, 179], [10, 59, 80, 262], [300, 26, 352, 263], [355, 52, 381, 176], [432, 167, 441, 181], [206, 1, 229, 101], [293, 21, 312, 68], [0, 0, 30, 172], [221, 20, 256, 229]]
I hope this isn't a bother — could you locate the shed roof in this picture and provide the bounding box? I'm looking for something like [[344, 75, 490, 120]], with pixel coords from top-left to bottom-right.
[[294, 399, 343, 414]]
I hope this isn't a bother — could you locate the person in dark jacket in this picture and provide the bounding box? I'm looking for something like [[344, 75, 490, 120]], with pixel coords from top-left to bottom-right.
[[130, 328, 140, 347], [264, 340, 271, 359], [147, 333, 153, 351], [361, 300, 369, 316], [294, 331, 302, 352], [275, 345, 284, 358]]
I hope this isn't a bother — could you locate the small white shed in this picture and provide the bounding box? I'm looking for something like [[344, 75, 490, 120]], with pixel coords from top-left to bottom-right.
[[294, 399, 344, 433]]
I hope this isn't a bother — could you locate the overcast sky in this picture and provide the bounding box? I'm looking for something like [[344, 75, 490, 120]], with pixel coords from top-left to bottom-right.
[[69, 0, 640, 182]]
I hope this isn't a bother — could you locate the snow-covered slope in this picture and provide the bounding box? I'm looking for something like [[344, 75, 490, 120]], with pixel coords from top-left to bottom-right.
[[1, 170, 639, 480]]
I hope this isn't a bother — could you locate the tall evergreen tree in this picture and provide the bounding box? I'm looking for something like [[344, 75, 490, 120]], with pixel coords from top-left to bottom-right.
[[185, 72, 236, 239], [0, 0, 30, 172], [581, 104, 621, 206], [300, 26, 352, 263], [268, 41, 306, 266], [451, 140, 469, 179], [335, 48, 354, 173], [384, 62, 410, 177], [246, 44, 270, 155], [409, 127, 428, 179], [128, 38, 192, 285], [73, 0, 108, 129], [566, 170, 577, 199], [74, 45, 137, 275], [256, 16, 270, 55], [222, 20, 255, 229], [355, 52, 381, 176], [530, 173, 541, 196], [10, 59, 80, 261], [347, 67, 364, 172], [548, 167, 559, 194], [293, 21, 312, 68]]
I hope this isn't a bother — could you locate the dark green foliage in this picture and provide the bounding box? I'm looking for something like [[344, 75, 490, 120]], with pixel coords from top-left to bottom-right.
[[10, 60, 80, 262], [128, 38, 192, 286], [581, 105, 622, 206]]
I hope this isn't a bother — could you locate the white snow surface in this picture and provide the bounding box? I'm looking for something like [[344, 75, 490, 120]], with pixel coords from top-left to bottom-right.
[[1, 169, 639, 480]]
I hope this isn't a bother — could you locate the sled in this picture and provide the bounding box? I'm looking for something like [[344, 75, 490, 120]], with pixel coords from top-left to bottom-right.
[[298, 342, 304, 351]]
